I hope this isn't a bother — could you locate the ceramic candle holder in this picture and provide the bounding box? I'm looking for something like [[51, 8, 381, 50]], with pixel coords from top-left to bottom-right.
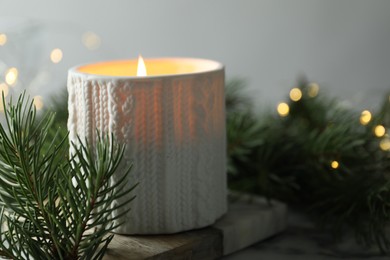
[[67, 58, 227, 234]]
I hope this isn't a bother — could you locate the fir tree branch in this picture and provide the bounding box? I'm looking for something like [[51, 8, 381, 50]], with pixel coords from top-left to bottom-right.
[[226, 78, 390, 254], [0, 93, 136, 259]]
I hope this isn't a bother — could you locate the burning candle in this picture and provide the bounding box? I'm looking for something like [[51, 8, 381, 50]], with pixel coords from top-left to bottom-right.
[[67, 56, 227, 234]]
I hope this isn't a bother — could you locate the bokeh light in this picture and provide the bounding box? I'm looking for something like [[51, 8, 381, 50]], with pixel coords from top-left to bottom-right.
[[82, 31, 101, 50], [380, 138, 390, 151], [0, 83, 9, 97], [0, 34, 7, 46], [5, 67, 18, 86], [50, 48, 63, 63], [277, 102, 289, 117], [307, 82, 319, 97], [331, 160, 339, 169], [360, 110, 372, 125], [33, 96, 44, 110], [374, 125, 386, 137], [289, 88, 302, 102]]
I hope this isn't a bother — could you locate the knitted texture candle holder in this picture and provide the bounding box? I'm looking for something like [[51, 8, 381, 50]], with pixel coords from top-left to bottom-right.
[[67, 59, 227, 234]]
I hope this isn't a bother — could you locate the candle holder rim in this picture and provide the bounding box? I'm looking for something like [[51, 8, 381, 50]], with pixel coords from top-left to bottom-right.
[[69, 57, 224, 80]]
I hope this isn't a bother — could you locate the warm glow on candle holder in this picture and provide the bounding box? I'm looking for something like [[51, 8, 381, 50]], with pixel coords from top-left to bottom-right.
[[68, 57, 226, 234], [77, 58, 220, 77]]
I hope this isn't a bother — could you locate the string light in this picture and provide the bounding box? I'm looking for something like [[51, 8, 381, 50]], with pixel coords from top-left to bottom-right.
[[5, 67, 18, 86], [0, 83, 9, 97], [374, 125, 386, 137], [50, 48, 63, 63], [289, 88, 302, 102], [380, 138, 390, 151], [331, 160, 339, 169], [0, 34, 7, 46], [277, 102, 289, 117], [82, 31, 101, 50], [308, 82, 319, 97], [360, 110, 372, 125]]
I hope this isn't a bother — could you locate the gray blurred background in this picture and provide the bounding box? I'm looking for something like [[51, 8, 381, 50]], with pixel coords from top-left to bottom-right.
[[0, 0, 389, 111]]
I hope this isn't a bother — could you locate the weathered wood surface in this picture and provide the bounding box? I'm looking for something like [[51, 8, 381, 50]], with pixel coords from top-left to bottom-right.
[[104, 195, 287, 260], [104, 228, 222, 260]]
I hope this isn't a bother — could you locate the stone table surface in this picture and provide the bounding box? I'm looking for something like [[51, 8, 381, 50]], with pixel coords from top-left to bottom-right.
[[223, 209, 389, 260]]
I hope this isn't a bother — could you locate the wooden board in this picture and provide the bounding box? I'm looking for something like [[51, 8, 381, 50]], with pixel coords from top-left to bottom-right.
[[104, 194, 287, 259], [104, 228, 222, 260]]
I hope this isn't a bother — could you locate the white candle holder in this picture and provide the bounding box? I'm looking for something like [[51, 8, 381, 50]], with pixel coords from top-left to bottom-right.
[[67, 58, 227, 234]]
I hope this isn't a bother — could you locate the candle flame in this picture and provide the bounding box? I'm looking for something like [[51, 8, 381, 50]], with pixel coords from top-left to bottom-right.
[[137, 55, 147, 76]]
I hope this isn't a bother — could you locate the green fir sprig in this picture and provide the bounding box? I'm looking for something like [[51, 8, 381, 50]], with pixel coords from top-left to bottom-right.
[[226, 79, 390, 253], [0, 93, 136, 259]]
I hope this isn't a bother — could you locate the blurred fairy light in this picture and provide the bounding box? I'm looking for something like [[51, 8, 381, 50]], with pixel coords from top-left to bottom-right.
[[277, 102, 289, 117], [0, 83, 9, 97], [331, 160, 339, 169], [82, 31, 101, 50], [374, 125, 386, 137], [50, 48, 63, 63], [380, 138, 390, 151], [360, 110, 372, 125], [5, 67, 18, 86], [289, 88, 302, 102], [0, 34, 7, 46], [308, 82, 319, 97], [33, 96, 44, 110]]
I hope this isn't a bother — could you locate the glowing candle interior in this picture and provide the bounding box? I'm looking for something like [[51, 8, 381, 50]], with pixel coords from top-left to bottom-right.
[[77, 57, 222, 77]]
